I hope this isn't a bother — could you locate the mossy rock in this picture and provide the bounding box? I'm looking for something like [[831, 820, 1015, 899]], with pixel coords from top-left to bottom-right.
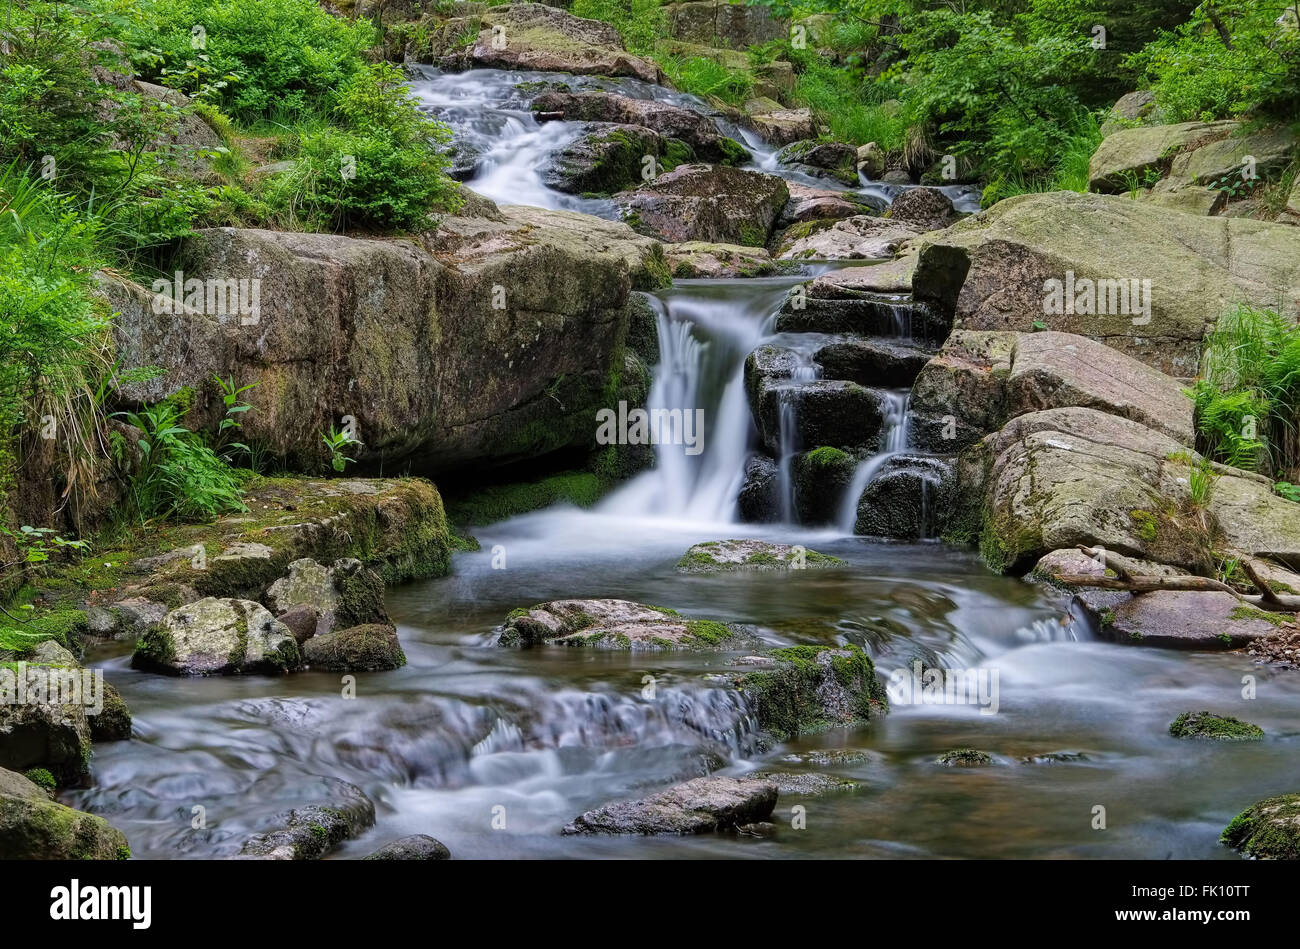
[[1168, 711, 1264, 741], [0, 766, 130, 859], [732, 644, 887, 742], [302, 623, 406, 672], [676, 539, 844, 573], [1221, 793, 1300, 860], [88, 683, 132, 742], [937, 748, 993, 766]]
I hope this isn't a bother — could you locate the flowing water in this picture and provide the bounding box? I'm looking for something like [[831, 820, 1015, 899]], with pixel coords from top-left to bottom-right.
[[65, 68, 1300, 859]]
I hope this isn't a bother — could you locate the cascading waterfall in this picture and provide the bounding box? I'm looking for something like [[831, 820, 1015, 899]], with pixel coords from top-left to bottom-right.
[[774, 353, 820, 522], [600, 279, 799, 522], [837, 390, 912, 533]]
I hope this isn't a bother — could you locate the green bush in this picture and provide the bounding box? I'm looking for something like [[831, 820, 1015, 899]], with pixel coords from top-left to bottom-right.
[[659, 55, 754, 106], [263, 63, 461, 230], [98, 0, 378, 122], [1130, 1, 1300, 122], [115, 401, 248, 521], [570, 0, 666, 56]]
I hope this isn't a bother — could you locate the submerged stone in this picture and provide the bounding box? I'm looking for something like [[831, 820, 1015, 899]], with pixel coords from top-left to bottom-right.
[[498, 598, 746, 649], [562, 775, 778, 835], [937, 748, 993, 766]]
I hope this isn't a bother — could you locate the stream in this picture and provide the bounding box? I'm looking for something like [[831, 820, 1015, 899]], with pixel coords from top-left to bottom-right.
[[66, 67, 1300, 860]]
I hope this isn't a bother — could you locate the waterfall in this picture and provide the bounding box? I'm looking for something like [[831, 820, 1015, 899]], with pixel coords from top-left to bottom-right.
[[837, 390, 911, 533], [774, 354, 820, 522], [599, 278, 800, 523]]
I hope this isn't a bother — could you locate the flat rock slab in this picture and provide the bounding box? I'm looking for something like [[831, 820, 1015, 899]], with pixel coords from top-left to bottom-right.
[[1107, 591, 1281, 648], [498, 598, 745, 649], [676, 539, 844, 572], [776, 216, 922, 260], [562, 776, 778, 835], [750, 771, 859, 794]]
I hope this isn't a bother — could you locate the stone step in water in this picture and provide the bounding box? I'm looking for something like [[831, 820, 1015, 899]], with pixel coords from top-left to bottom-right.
[[853, 454, 954, 539], [775, 290, 948, 341]]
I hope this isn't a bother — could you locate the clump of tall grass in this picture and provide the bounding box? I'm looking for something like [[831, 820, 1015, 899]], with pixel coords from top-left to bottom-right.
[[980, 110, 1102, 206], [1192, 305, 1300, 484]]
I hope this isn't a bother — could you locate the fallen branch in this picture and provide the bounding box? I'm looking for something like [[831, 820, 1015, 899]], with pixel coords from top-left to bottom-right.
[[1053, 546, 1300, 614]]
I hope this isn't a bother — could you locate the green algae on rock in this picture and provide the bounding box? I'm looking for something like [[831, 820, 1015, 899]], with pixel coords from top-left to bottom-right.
[[1168, 711, 1264, 741], [731, 644, 887, 742], [937, 748, 994, 766], [675, 539, 844, 573], [1221, 793, 1300, 860]]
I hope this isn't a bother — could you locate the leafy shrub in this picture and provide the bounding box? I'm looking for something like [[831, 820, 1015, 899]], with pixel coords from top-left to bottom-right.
[[98, 0, 378, 122], [116, 401, 247, 521], [262, 63, 461, 230], [1130, 1, 1300, 122]]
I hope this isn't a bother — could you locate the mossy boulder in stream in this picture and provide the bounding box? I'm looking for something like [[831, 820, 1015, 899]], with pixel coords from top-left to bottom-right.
[[1221, 794, 1300, 860], [498, 598, 748, 649], [676, 539, 844, 572], [1168, 711, 1264, 741], [937, 748, 993, 766], [0, 685, 93, 786], [0, 766, 130, 860], [730, 644, 887, 741], [614, 164, 789, 246], [531, 91, 748, 165], [134, 597, 301, 676], [302, 623, 406, 672], [542, 122, 674, 195]]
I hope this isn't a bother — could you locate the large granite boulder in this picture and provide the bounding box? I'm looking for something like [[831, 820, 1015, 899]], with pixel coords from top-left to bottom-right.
[[910, 330, 1195, 451], [911, 192, 1300, 375], [103, 202, 667, 474]]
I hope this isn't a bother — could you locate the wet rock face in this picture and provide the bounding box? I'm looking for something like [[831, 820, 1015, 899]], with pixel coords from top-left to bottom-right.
[[562, 775, 778, 835], [1221, 793, 1300, 860], [239, 779, 376, 860], [0, 699, 92, 786], [792, 449, 857, 526], [748, 375, 887, 456], [614, 164, 789, 246], [854, 455, 951, 539], [531, 91, 747, 164], [133, 597, 300, 676], [777, 139, 859, 185], [542, 122, 669, 194], [736, 454, 780, 523], [363, 834, 452, 860], [813, 337, 932, 389], [498, 598, 746, 649], [776, 291, 948, 343]]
